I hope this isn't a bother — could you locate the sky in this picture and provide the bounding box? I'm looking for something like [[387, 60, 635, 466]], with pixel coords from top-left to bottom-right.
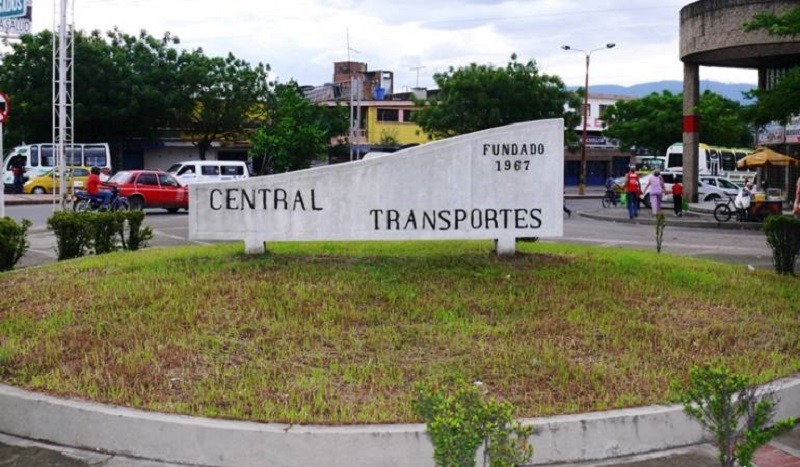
[[30, 0, 759, 92]]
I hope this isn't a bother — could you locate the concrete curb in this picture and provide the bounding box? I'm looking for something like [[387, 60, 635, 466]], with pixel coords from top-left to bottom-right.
[[579, 209, 766, 230], [0, 376, 797, 466]]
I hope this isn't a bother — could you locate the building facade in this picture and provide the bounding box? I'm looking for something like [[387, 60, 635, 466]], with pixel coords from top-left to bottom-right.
[[680, 0, 800, 201]]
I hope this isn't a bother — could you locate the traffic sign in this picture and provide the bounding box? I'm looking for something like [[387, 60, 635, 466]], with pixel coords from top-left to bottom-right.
[[0, 91, 10, 123]]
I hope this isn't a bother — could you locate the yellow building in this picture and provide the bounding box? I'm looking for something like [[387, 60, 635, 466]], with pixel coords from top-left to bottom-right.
[[361, 100, 432, 146]]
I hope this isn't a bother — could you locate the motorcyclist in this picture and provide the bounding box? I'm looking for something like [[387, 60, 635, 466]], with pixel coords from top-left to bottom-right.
[[86, 166, 113, 208]]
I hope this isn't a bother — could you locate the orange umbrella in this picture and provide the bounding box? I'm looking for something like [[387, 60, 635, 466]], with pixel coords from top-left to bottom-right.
[[737, 147, 799, 169]]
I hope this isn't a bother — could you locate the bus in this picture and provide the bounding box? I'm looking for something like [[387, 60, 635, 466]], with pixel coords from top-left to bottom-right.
[[3, 143, 111, 191], [664, 142, 755, 185]]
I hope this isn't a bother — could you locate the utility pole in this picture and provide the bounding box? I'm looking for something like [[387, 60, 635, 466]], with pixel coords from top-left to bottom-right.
[[53, 0, 74, 209]]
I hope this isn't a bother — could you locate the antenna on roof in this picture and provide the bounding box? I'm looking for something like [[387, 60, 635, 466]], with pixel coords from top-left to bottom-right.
[[410, 65, 426, 88]]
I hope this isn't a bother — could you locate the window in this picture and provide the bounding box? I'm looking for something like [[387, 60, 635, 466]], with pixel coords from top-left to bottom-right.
[[718, 178, 738, 189], [201, 165, 220, 176], [598, 104, 610, 116], [84, 146, 108, 168], [40, 146, 56, 167], [29, 147, 39, 167], [221, 165, 244, 176], [402, 110, 417, 122], [65, 147, 83, 166], [159, 173, 179, 187], [136, 173, 159, 186], [581, 104, 591, 117], [177, 166, 195, 175], [702, 178, 717, 187], [71, 168, 89, 177], [720, 150, 736, 172], [377, 108, 399, 122]]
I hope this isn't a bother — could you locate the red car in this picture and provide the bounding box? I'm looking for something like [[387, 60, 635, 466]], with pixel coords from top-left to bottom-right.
[[107, 170, 188, 212]]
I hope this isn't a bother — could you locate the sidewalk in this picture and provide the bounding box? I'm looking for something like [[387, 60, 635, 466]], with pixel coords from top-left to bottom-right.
[[2, 192, 61, 205]]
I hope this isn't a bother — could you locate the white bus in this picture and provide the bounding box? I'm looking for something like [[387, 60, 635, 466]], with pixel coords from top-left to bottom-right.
[[3, 143, 112, 191], [665, 143, 755, 185]]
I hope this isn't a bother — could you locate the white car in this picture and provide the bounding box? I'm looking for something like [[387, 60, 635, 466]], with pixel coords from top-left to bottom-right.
[[697, 175, 740, 202], [639, 173, 738, 207]]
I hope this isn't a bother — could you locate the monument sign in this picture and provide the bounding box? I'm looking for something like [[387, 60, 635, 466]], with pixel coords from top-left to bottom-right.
[[189, 119, 564, 255]]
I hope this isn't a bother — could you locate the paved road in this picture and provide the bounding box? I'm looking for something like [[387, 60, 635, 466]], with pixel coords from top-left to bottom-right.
[[6, 197, 776, 270]]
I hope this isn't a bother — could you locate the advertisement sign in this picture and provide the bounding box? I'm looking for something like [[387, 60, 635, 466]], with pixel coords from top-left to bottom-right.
[[0, 0, 31, 38], [757, 121, 785, 146], [784, 116, 800, 144]]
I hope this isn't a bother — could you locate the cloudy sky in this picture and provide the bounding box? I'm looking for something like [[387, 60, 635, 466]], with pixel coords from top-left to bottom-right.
[[31, 0, 758, 91]]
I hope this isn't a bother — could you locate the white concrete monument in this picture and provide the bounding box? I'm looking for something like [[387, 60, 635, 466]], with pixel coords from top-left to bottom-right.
[[189, 119, 564, 255]]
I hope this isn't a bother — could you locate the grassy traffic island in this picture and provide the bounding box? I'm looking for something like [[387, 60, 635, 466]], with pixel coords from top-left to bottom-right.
[[0, 240, 797, 425]]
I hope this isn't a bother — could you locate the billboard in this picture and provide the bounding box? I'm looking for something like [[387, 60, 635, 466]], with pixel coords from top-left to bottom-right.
[[0, 0, 31, 38]]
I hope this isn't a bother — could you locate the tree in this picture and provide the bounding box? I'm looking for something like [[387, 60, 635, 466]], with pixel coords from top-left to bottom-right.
[[601, 90, 751, 156], [0, 29, 194, 149], [249, 82, 348, 174], [0, 28, 272, 161], [742, 6, 800, 125], [414, 54, 581, 139], [182, 52, 272, 159]]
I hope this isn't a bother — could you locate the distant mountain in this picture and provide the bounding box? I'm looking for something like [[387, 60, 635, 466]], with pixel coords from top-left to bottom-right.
[[580, 80, 756, 103]]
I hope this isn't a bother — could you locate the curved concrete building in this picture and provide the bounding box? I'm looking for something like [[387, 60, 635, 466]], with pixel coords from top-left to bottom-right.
[[680, 0, 800, 201]]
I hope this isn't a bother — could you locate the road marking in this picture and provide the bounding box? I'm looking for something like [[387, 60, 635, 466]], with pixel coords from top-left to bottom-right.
[[152, 230, 212, 245]]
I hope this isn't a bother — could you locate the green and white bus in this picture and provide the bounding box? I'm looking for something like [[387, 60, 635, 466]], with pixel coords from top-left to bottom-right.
[[3, 143, 111, 191]]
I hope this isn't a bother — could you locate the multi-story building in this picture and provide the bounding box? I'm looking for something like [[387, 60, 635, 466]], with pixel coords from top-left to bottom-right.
[[565, 93, 636, 185]]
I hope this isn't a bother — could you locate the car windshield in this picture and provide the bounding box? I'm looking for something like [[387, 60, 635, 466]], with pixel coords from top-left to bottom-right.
[[166, 164, 181, 173], [108, 172, 133, 184], [718, 179, 738, 189]]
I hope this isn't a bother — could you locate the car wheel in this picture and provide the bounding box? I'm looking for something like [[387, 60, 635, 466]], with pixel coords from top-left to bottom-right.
[[128, 196, 144, 211], [32, 186, 47, 194], [166, 208, 179, 214], [705, 194, 720, 202]]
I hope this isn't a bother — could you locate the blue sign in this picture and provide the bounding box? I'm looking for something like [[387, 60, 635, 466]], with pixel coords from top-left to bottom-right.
[[0, 0, 25, 19]]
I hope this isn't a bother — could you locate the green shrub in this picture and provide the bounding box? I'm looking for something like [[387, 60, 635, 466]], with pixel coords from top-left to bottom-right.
[[682, 364, 797, 467], [414, 383, 533, 467], [762, 215, 800, 275], [47, 211, 93, 260], [48, 210, 154, 260], [90, 211, 125, 254], [0, 217, 32, 271], [655, 213, 666, 253], [120, 210, 153, 251]]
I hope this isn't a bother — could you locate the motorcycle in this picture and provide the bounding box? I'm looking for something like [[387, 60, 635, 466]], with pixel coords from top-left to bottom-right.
[[72, 185, 130, 212]]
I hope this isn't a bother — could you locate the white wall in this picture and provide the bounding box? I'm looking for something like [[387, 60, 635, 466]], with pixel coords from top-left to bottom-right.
[[189, 120, 565, 254]]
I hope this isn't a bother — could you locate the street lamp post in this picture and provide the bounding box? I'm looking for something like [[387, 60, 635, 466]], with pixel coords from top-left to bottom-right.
[[561, 43, 616, 196]]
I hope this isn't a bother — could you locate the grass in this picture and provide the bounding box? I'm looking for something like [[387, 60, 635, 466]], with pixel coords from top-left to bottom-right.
[[0, 240, 798, 425]]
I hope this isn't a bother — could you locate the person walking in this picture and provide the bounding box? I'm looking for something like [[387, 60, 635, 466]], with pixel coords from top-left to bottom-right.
[[644, 170, 665, 215], [624, 166, 641, 219], [671, 181, 684, 217], [11, 163, 24, 194], [793, 176, 800, 220]]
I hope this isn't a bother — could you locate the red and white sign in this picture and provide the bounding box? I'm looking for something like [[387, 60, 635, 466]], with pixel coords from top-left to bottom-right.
[[0, 91, 10, 123]]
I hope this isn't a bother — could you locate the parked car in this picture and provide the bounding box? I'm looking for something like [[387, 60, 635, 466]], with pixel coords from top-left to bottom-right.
[[166, 160, 249, 186], [639, 173, 739, 207], [107, 170, 188, 212], [697, 175, 740, 201], [23, 166, 91, 194]]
